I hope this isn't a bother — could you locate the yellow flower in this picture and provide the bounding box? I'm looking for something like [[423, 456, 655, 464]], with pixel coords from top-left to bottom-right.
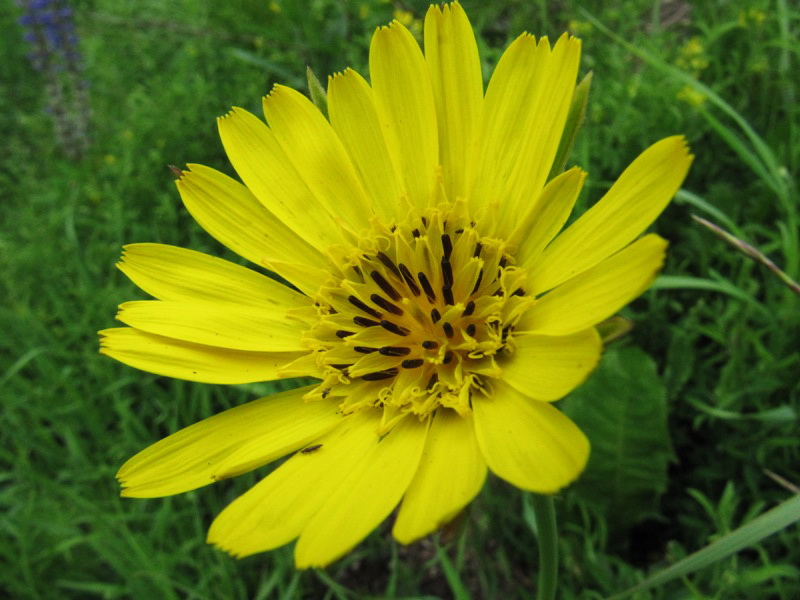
[[100, 2, 692, 568]]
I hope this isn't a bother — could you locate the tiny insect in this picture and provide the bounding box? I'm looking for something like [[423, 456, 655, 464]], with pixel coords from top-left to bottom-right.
[[301, 444, 323, 454]]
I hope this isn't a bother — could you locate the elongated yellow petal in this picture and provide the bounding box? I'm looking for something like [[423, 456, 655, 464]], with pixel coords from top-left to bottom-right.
[[473, 380, 588, 493], [520, 234, 668, 335], [328, 68, 404, 221], [424, 2, 482, 200], [469, 33, 581, 236], [263, 85, 373, 232], [115, 301, 308, 352], [217, 107, 344, 252], [502, 328, 602, 402], [512, 167, 585, 266], [117, 386, 341, 497], [393, 411, 486, 544], [99, 328, 300, 384], [176, 164, 328, 295], [208, 411, 376, 558], [529, 136, 693, 294], [370, 20, 438, 211], [295, 415, 428, 568], [118, 243, 306, 308]]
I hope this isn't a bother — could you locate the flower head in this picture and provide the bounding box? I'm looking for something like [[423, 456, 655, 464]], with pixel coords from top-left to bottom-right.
[[101, 2, 692, 568]]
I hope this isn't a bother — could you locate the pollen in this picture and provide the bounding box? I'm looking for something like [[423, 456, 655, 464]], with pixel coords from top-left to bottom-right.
[[304, 201, 532, 428]]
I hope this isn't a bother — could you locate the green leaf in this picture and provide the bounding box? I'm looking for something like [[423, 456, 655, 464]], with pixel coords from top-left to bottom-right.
[[561, 347, 672, 531], [306, 66, 328, 118], [547, 71, 592, 181]]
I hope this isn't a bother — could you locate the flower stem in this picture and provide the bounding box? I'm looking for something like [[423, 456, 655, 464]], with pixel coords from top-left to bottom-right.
[[532, 494, 558, 600]]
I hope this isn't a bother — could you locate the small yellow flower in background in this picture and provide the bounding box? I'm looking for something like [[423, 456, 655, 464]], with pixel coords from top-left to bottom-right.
[[677, 83, 707, 107], [393, 8, 423, 40], [567, 19, 592, 36], [100, 2, 692, 568], [737, 7, 766, 28], [676, 36, 709, 74]]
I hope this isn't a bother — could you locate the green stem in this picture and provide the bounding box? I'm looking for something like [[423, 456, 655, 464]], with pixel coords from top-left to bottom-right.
[[532, 494, 558, 600]]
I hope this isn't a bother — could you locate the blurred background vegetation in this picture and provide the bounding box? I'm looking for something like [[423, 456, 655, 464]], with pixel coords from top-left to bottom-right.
[[2, 0, 798, 598]]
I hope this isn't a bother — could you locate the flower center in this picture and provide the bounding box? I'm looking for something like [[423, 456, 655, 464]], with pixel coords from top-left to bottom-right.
[[303, 201, 532, 431]]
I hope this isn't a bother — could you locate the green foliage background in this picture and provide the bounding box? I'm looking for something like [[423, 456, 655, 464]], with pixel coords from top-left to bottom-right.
[[2, 0, 798, 598]]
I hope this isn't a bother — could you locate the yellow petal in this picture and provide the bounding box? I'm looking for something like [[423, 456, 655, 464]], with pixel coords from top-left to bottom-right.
[[528, 136, 693, 294], [519, 234, 668, 336], [512, 167, 585, 267], [473, 380, 588, 493], [175, 164, 328, 295], [117, 243, 306, 308], [263, 85, 373, 232], [328, 68, 403, 222], [217, 107, 344, 252], [502, 328, 602, 402], [393, 411, 486, 544], [117, 386, 341, 497], [370, 20, 438, 211], [424, 2, 482, 200], [99, 327, 301, 384], [469, 34, 581, 236], [115, 300, 308, 352], [295, 415, 428, 568], [207, 411, 376, 558]]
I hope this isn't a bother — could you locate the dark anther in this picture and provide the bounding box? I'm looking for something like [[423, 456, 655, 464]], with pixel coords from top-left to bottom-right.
[[443, 322, 454, 338], [492, 289, 504, 297], [362, 368, 399, 381], [473, 242, 483, 257], [370, 270, 401, 301], [501, 325, 511, 341], [443, 351, 454, 364], [471, 269, 483, 294], [422, 340, 438, 350], [330, 364, 351, 370], [371, 293, 403, 315], [390, 225, 397, 232], [441, 234, 453, 259], [349, 295, 382, 319], [398, 263, 421, 296], [355, 346, 378, 354], [430, 308, 441, 324], [418, 272, 436, 303], [352, 265, 363, 280], [401, 358, 424, 369], [499, 257, 508, 268], [380, 320, 409, 336], [466, 323, 477, 337], [442, 286, 454, 306], [353, 316, 381, 328], [421, 216, 428, 227], [412, 228, 421, 238], [462, 300, 475, 317], [336, 330, 354, 338], [426, 372, 439, 389], [379, 346, 411, 357], [376, 251, 402, 278], [441, 257, 453, 287], [455, 228, 464, 234], [321, 388, 331, 398], [512, 288, 525, 297]]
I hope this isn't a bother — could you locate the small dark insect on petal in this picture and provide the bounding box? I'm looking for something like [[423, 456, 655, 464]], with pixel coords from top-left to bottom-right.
[[301, 444, 323, 454]]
